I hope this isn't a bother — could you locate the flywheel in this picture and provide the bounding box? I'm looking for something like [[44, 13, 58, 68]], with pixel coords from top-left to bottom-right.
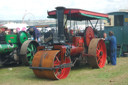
[[31, 50, 71, 80], [88, 38, 107, 68], [84, 26, 95, 47], [18, 31, 28, 44]]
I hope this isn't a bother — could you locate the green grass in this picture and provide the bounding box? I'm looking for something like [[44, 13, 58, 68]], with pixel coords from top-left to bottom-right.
[[0, 57, 128, 85]]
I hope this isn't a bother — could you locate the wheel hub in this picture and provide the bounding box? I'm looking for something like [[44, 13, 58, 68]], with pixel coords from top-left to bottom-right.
[[31, 51, 35, 55], [99, 51, 103, 56]]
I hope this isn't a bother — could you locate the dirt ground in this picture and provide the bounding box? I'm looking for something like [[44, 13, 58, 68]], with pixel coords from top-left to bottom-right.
[[0, 57, 128, 85]]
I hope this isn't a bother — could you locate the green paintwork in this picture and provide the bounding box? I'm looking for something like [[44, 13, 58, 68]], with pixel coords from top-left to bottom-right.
[[0, 31, 38, 65], [0, 31, 28, 54], [6, 34, 18, 43], [19, 31, 28, 44], [80, 13, 108, 20], [0, 44, 17, 53], [26, 43, 37, 64], [104, 12, 128, 56]]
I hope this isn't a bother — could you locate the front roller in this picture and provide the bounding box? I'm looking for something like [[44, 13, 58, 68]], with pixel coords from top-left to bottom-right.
[[88, 38, 107, 68], [31, 50, 71, 80]]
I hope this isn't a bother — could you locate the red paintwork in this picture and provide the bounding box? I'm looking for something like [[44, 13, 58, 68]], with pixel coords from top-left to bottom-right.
[[10, 37, 14, 39], [96, 40, 107, 68], [54, 36, 84, 57], [54, 51, 71, 79], [85, 26, 95, 46], [70, 45, 84, 56], [0, 28, 6, 31], [37, 46, 45, 51], [48, 8, 108, 18], [71, 36, 84, 56], [72, 36, 84, 47]]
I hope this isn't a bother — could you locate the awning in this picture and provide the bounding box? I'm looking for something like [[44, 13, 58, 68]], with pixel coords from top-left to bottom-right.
[[48, 8, 109, 20]]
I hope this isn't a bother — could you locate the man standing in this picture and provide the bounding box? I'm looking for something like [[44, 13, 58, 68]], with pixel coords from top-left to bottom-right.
[[103, 33, 111, 64], [105, 31, 117, 65], [27, 26, 41, 42]]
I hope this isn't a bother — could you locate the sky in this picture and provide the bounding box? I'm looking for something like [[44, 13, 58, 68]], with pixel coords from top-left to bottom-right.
[[0, 0, 128, 20]]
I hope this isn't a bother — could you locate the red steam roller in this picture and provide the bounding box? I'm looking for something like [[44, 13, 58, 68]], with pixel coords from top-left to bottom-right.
[[30, 7, 109, 80]]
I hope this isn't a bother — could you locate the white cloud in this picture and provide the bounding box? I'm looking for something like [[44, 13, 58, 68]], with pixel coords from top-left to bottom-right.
[[0, 0, 128, 20]]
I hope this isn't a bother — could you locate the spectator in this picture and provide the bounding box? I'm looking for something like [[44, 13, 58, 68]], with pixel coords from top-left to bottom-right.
[[44, 30, 53, 44], [0, 29, 2, 33], [27, 26, 41, 42], [16, 27, 20, 33], [103, 33, 110, 64], [105, 31, 117, 65], [0, 29, 6, 44]]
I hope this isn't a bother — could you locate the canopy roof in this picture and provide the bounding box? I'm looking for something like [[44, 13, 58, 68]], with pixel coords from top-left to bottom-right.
[[48, 7, 108, 20]]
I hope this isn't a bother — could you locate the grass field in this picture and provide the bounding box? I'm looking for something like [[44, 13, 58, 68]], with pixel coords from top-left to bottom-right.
[[0, 57, 128, 85]]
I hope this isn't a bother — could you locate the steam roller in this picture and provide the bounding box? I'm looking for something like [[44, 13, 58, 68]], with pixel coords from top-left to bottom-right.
[[30, 6, 108, 80]]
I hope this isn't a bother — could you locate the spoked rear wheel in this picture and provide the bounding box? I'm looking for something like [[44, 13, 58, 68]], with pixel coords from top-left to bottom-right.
[[88, 39, 107, 68], [32, 50, 71, 80], [20, 40, 39, 65], [27, 43, 37, 64]]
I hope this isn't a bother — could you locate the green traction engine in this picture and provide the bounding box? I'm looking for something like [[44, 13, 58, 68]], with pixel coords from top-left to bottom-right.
[[0, 31, 39, 65]]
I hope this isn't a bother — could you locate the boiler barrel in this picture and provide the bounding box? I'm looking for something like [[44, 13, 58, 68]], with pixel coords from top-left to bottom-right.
[[0, 44, 17, 53], [70, 45, 84, 56]]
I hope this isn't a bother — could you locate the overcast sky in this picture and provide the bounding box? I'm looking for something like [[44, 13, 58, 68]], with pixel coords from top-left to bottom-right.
[[0, 0, 128, 20]]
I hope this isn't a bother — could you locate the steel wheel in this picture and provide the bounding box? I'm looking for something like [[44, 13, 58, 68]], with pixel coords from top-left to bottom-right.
[[27, 43, 37, 64], [20, 40, 39, 65], [88, 38, 107, 68], [32, 50, 71, 80], [54, 52, 71, 79]]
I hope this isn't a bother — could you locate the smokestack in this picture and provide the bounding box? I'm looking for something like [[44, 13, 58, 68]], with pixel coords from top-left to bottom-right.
[[56, 7, 66, 43]]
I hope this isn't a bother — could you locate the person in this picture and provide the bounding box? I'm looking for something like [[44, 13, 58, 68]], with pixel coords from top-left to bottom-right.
[[10, 29, 14, 34], [44, 29, 53, 44], [0, 29, 2, 34], [13, 29, 17, 34], [103, 33, 111, 64], [105, 31, 117, 65], [27, 26, 41, 42], [0, 29, 6, 44]]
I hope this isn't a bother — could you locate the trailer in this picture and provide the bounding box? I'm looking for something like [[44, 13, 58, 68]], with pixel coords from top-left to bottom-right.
[[104, 12, 128, 57]]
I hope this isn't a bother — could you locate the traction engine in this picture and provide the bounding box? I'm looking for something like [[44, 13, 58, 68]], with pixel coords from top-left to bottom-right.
[[30, 7, 108, 80], [0, 31, 39, 65]]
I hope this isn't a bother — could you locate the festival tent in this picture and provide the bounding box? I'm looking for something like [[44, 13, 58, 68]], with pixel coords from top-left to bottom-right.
[[3, 22, 29, 32]]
